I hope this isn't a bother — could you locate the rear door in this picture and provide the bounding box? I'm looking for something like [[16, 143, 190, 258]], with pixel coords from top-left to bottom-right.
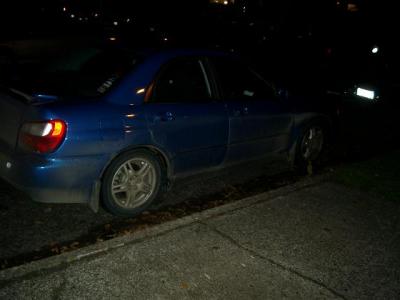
[[145, 57, 229, 174], [211, 58, 293, 163]]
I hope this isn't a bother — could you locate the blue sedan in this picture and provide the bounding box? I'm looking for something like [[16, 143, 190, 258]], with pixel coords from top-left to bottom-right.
[[0, 47, 328, 216]]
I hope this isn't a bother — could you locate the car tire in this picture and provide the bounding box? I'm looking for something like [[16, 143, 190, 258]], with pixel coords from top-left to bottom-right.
[[101, 150, 164, 217], [295, 123, 326, 172]]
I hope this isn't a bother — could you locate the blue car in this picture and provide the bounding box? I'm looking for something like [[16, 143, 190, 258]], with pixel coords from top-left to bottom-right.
[[0, 47, 329, 216]]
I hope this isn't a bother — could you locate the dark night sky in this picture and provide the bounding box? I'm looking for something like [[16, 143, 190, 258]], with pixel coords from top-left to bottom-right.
[[0, 0, 395, 42]]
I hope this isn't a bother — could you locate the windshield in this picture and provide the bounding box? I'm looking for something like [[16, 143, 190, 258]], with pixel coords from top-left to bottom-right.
[[2, 46, 141, 98]]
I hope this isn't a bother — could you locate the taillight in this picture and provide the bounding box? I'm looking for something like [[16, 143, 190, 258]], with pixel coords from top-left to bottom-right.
[[19, 120, 67, 153]]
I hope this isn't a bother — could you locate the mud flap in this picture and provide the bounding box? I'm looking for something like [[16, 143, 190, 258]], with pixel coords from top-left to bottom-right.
[[89, 180, 101, 213]]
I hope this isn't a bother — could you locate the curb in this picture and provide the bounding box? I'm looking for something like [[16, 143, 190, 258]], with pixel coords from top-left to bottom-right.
[[0, 174, 328, 283]]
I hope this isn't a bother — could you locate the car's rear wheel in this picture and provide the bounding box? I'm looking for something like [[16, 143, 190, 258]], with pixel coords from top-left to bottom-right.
[[101, 150, 164, 217], [296, 124, 325, 170]]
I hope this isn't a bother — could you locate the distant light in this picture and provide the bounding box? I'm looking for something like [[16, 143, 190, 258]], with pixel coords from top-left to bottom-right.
[[79, 17, 83, 21], [94, 13, 99, 17], [63, 7, 67, 12], [70, 14, 75, 18], [371, 46, 379, 54], [113, 21, 118, 26], [109, 37, 117, 41], [356, 87, 375, 100], [136, 88, 146, 95], [126, 18, 131, 23], [325, 47, 333, 56], [223, 0, 228, 5], [347, 3, 359, 12], [163, 37, 168, 42]]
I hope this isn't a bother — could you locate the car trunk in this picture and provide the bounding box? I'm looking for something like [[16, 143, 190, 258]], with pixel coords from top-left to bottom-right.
[[0, 89, 29, 150]]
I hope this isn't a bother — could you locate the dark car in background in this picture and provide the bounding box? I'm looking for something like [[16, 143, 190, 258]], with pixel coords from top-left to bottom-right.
[[313, 35, 400, 147]]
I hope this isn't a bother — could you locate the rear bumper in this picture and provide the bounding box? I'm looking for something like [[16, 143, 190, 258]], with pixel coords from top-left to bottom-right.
[[0, 148, 107, 204]]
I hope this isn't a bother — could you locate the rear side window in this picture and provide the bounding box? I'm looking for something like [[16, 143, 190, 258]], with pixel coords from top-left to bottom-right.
[[6, 47, 142, 98], [212, 58, 276, 101], [150, 58, 212, 103], [44, 48, 139, 96]]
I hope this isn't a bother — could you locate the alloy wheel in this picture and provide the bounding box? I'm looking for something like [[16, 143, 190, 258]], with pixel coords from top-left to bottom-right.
[[111, 158, 157, 209]]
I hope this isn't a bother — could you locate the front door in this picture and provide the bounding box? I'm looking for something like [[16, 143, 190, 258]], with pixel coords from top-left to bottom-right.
[[211, 58, 293, 163]]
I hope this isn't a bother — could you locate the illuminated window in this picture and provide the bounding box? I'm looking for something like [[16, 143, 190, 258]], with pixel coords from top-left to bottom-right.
[[347, 3, 359, 12], [210, 0, 235, 5]]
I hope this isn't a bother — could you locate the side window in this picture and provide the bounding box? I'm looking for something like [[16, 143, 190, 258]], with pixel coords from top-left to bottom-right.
[[151, 58, 212, 103], [213, 58, 276, 101]]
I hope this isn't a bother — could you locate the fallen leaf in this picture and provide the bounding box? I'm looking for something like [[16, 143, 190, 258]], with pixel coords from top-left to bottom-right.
[[180, 282, 189, 289], [70, 242, 80, 248], [51, 247, 60, 254], [60, 246, 69, 253]]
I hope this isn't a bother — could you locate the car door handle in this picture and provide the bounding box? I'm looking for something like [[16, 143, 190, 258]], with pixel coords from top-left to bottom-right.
[[155, 111, 175, 122]]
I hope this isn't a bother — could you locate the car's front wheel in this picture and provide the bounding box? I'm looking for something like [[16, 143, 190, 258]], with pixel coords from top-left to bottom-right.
[[101, 150, 164, 217], [295, 124, 326, 170]]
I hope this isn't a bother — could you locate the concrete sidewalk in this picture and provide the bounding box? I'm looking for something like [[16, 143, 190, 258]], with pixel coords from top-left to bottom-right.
[[1, 180, 399, 299]]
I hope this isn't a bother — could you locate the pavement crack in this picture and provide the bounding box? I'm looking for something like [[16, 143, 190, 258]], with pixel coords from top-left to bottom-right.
[[200, 221, 348, 300]]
